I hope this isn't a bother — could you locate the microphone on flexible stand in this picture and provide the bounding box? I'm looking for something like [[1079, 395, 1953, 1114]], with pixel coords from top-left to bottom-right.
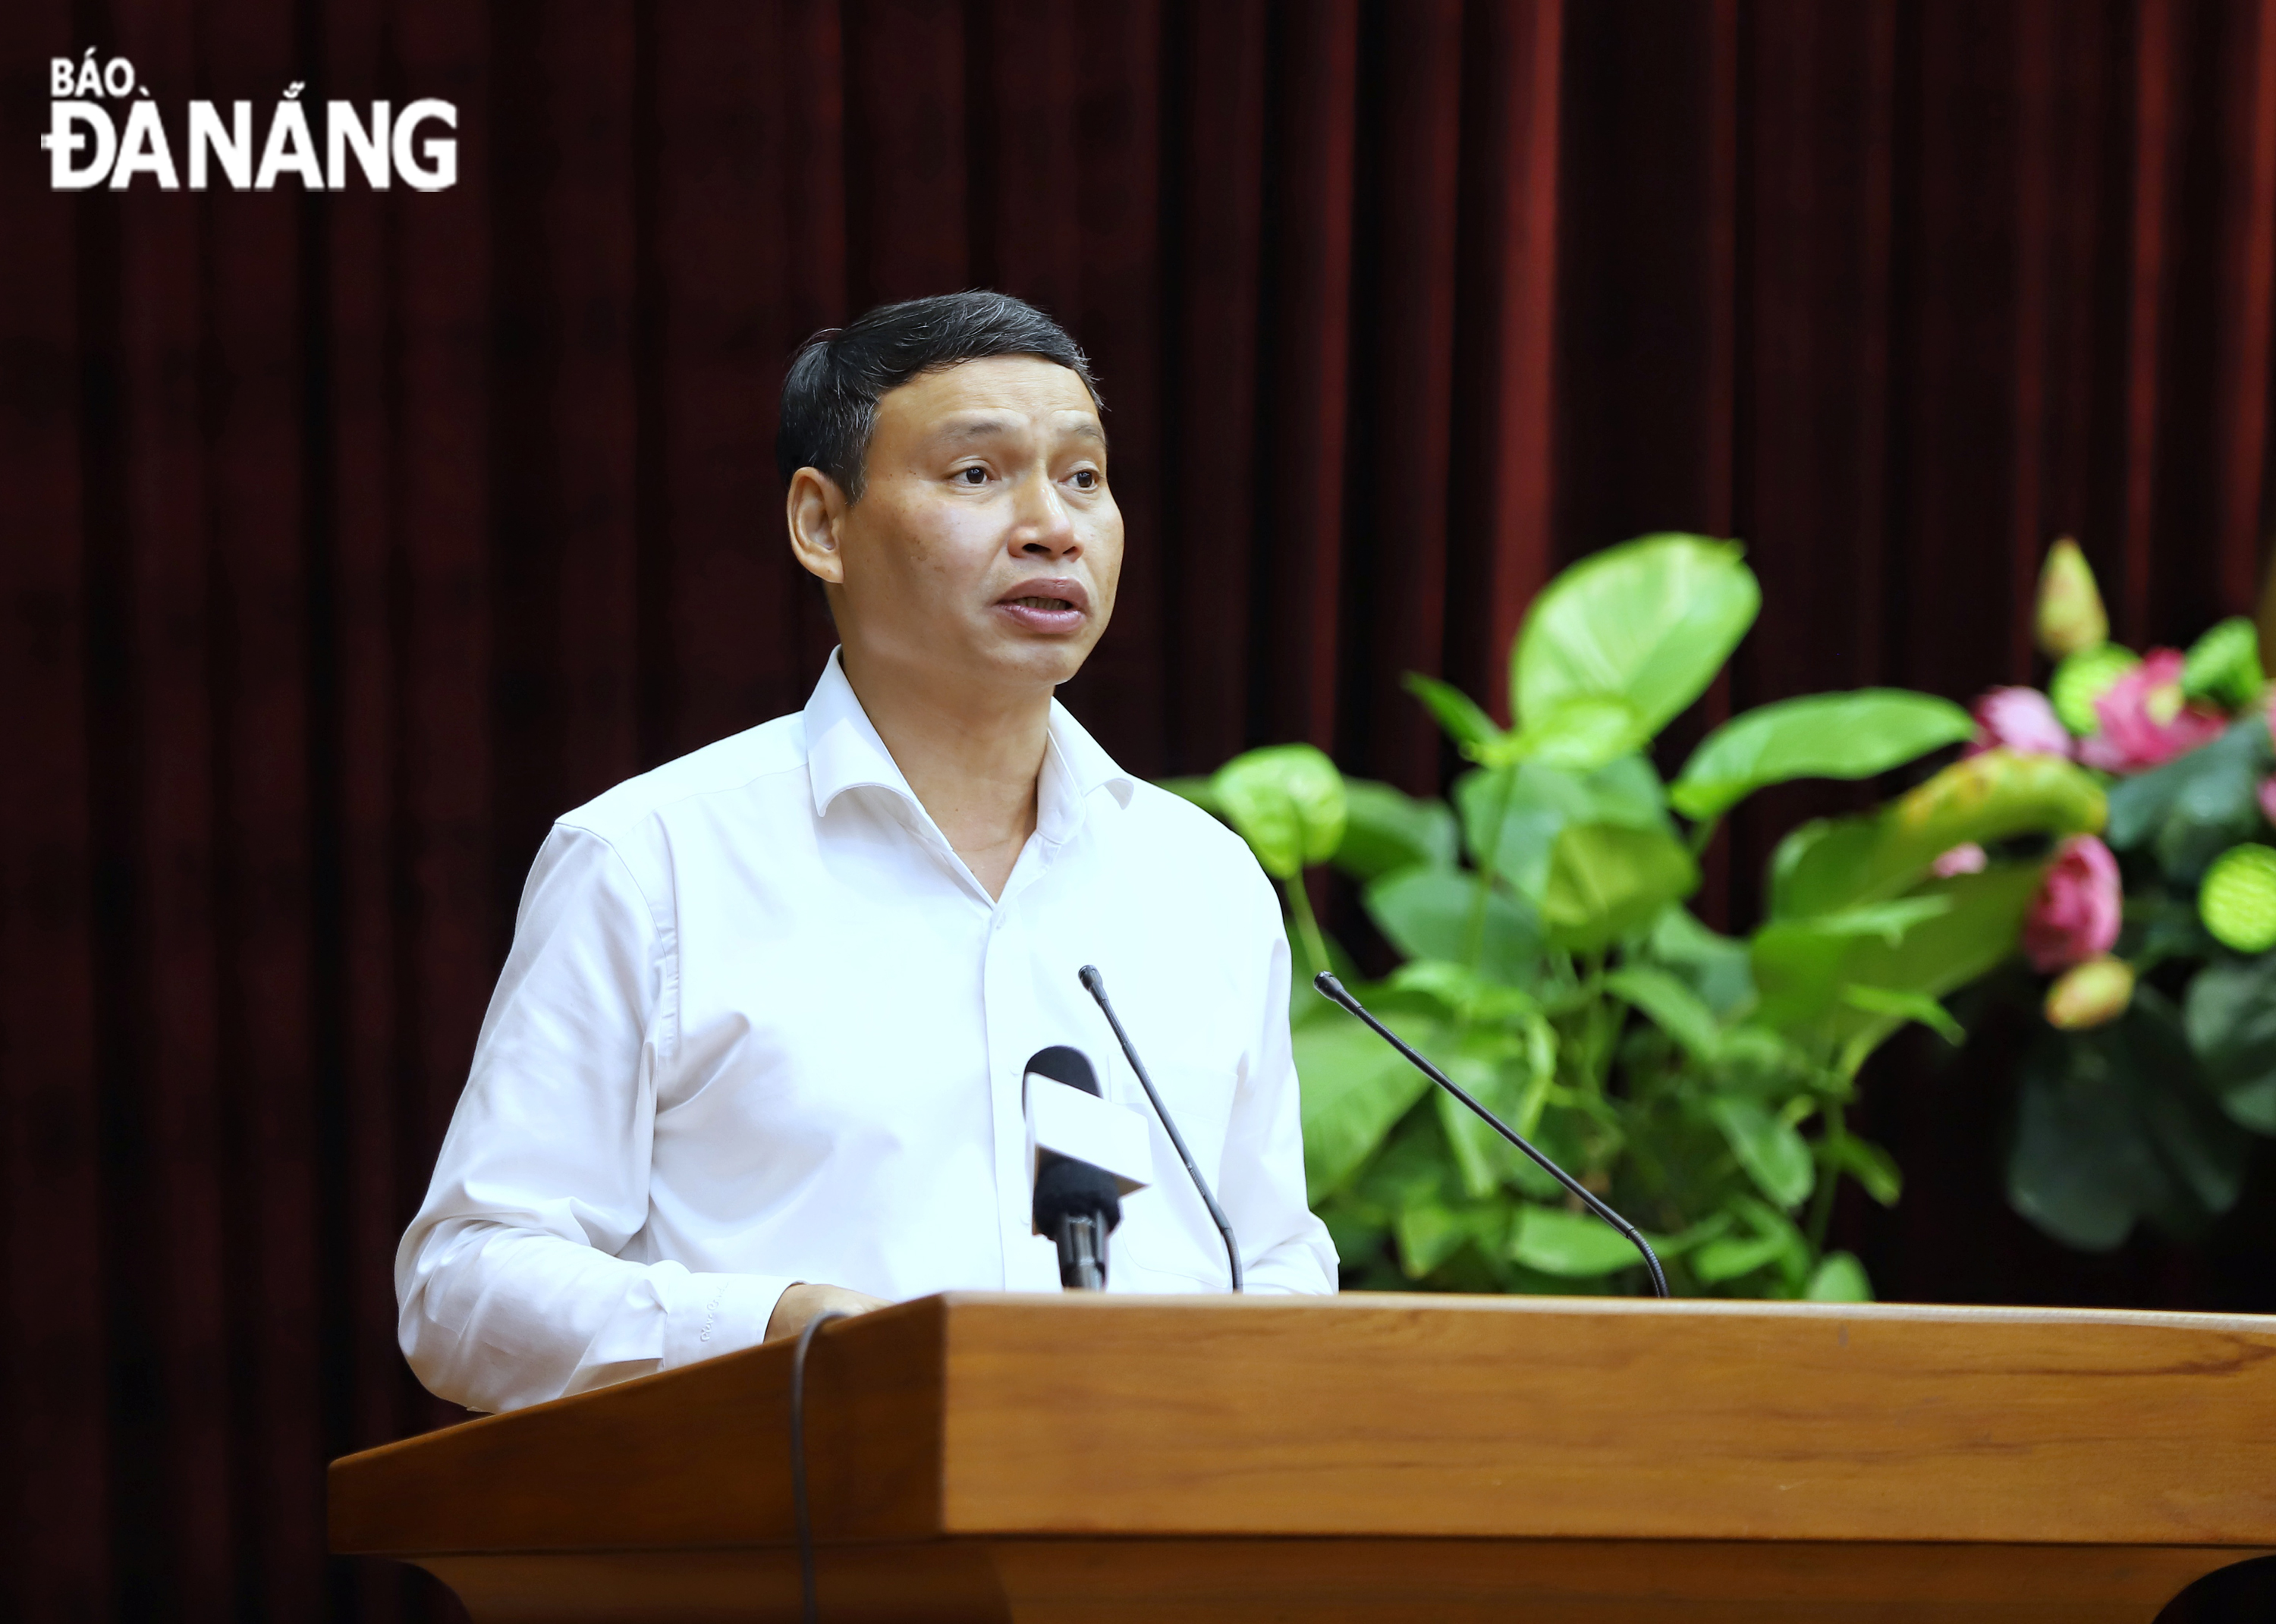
[[1025, 1045, 1124, 1290], [1312, 972, 1670, 1299], [1078, 966, 1243, 1293]]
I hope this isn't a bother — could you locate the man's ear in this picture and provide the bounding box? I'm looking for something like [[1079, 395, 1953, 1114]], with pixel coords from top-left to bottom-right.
[[786, 467, 849, 586]]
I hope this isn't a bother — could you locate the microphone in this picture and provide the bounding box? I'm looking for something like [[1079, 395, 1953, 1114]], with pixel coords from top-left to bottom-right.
[[1077, 966, 1243, 1293], [1026, 1045, 1122, 1290], [1312, 972, 1670, 1299]]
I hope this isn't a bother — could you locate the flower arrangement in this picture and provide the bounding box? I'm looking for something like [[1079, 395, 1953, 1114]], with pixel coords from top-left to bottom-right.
[[1969, 541, 2276, 1251], [1171, 534, 2108, 1300]]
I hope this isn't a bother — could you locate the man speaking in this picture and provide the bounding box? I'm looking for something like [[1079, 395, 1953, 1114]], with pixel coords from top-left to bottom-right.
[[396, 292, 1337, 1414]]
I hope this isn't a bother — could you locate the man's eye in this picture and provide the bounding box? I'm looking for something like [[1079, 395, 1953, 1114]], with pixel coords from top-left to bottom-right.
[[960, 466, 987, 485], [1072, 470, 1097, 490]]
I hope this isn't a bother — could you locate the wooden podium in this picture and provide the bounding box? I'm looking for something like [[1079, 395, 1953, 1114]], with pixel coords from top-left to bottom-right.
[[330, 1293, 2276, 1622]]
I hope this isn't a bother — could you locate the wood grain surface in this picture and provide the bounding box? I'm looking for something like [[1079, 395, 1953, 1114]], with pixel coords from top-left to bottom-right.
[[329, 1293, 2276, 1621], [932, 1293, 2276, 1544], [411, 1539, 2259, 1624]]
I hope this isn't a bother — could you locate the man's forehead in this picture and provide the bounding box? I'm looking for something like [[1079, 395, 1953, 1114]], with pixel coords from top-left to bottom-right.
[[928, 410, 1104, 444], [879, 357, 1100, 436]]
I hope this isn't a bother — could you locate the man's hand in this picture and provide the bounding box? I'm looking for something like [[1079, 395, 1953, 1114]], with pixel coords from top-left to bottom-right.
[[765, 1281, 889, 1342]]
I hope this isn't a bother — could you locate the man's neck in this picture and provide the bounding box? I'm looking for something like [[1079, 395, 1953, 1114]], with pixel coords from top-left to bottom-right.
[[838, 646, 1051, 902]]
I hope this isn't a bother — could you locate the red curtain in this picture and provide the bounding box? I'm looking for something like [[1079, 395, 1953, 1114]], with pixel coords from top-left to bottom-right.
[[3, 2, 2274, 1619]]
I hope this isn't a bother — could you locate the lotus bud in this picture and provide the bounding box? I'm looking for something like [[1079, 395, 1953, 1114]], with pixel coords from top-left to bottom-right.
[[2200, 843, 2276, 954], [2049, 644, 2140, 736], [2035, 538, 2109, 660], [1965, 688, 2072, 759], [2181, 617, 2266, 711], [2043, 956, 2134, 1030]]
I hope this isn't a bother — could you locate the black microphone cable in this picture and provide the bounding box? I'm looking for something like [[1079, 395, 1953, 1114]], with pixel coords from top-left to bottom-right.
[[1314, 971, 1670, 1299], [788, 1307, 850, 1624], [1077, 964, 1243, 1292]]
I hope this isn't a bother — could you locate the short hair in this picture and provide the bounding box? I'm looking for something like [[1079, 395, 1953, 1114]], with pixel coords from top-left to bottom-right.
[[775, 291, 1104, 499]]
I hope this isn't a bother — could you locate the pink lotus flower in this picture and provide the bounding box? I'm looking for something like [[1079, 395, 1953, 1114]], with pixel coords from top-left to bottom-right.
[[1966, 687, 2072, 759], [2260, 774, 2276, 828], [2022, 834, 2122, 972], [2077, 649, 2224, 773]]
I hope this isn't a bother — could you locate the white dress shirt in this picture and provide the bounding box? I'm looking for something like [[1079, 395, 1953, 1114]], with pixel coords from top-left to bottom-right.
[[398, 652, 1337, 1412]]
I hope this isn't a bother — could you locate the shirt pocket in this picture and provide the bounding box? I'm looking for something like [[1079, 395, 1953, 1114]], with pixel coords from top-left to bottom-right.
[[1120, 1049, 1236, 1184], [1112, 1050, 1240, 1289]]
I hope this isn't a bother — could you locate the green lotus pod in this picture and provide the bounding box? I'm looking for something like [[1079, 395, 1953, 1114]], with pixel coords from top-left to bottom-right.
[[2200, 843, 2276, 954], [2049, 643, 2141, 735], [2035, 537, 2109, 660], [2182, 617, 2266, 711], [2042, 955, 2135, 1030]]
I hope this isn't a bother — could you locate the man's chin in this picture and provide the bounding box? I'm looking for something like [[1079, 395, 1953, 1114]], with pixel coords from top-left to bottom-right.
[[979, 627, 1100, 692]]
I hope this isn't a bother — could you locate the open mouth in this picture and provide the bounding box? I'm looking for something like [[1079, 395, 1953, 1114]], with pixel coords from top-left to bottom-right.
[[996, 580, 1090, 633]]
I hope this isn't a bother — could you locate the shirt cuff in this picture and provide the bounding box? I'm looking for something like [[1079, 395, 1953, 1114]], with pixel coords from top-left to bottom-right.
[[659, 1269, 797, 1371]]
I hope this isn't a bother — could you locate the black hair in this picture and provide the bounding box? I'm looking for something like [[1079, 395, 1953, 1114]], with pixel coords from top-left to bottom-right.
[[774, 291, 1104, 499]]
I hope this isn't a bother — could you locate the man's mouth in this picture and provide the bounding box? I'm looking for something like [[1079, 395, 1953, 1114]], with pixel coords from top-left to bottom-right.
[[995, 579, 1091, 633]]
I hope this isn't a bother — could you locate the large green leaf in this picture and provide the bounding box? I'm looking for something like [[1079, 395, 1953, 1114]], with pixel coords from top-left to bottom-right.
[[1508, 1205, 1645, 1277], [1485, 695, 1653, 774], [1212, 743, 1347, 878], [1705, 1096, 1815, 1208], [2009, 996, 2252, 1250], [1334, 779, 1460, 883], [1753, 862, 2043, 1053], [1512, 534, 1759, 741], [1363, 868, 1545, 984], [1454, 757, 1671, 900], [1671, 689, 1975, 822], [1294, 1013, 1437, 1201], [1770, 749, 2106, 920], [1539, 823, 1700, 953], [2182, 956, 2276, 1133]]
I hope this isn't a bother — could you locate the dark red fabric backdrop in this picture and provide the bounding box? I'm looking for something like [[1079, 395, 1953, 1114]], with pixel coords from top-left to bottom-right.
[[5, 2, 2275, 1619]]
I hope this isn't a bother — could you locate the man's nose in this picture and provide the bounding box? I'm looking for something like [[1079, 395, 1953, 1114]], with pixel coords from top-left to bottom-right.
[[1012, 472, 1079, 558]]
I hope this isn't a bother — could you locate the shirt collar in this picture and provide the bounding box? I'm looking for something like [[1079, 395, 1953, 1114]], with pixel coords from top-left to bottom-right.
[[803, 649, 1138, 842]]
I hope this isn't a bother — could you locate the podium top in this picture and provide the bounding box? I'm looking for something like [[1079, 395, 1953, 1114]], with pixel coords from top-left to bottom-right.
[[330, 1292, 2276, 1556]]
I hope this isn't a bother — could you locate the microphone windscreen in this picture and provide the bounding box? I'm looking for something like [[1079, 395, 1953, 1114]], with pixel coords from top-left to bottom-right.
[[1025, 1044, 1099, 1097], [1033, 1154, 1123, 1230]]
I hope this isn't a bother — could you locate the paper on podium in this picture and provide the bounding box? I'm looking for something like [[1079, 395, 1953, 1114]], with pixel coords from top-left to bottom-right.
[[1024, 1070, 1153, 1217]]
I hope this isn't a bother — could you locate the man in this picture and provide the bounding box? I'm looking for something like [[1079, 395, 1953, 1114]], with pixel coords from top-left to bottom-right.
[[397, 291, 1337, 1415]]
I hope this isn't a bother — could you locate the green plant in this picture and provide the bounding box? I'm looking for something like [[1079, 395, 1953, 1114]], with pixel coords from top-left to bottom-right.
[[1170, 534, 2107, 1300]]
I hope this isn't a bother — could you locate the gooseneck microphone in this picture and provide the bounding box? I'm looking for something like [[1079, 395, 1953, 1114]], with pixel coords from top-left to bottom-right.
[[1026, 1045, 1121, 1289], [1078, 965, 1243, 1293], [1312, 972, 1670, 1299]]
